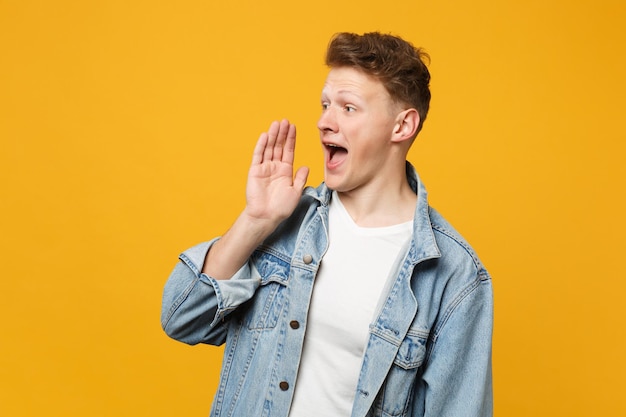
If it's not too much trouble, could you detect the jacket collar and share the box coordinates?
[405,161,442,264]
[304,161,441,264]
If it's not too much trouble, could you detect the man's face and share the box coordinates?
[318,66,401,194]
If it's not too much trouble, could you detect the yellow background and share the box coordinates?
[1,0,624,416]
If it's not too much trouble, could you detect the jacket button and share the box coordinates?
[279,381,289,391]
[289,320,300,329]
[303,254,313,264]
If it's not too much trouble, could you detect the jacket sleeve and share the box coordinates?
[160,239,262,346]
[416,273,493,417]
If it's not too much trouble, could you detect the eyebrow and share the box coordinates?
[321,89,364,100]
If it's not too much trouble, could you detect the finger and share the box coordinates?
[252,132,268,165]
[273,119,290,161]
[282,122,297,164]
[264,121,280,162]
[293,166,309,190]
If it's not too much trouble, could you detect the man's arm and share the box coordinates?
[203,119,309,279]
[416,276,493,416]
[161,120,309,345]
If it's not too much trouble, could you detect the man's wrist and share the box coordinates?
[239,207,283,237]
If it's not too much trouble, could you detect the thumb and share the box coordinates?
[293,166,309,190]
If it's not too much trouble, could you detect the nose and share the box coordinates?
[317,106,337,134]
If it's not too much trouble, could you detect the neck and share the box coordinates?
[337,170,416,228]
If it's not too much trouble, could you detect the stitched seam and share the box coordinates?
[431,225,482,270]
[162,274,200,329]
[432,276,482,343]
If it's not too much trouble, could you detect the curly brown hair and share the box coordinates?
[326,32,431,134]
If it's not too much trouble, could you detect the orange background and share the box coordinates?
[1,1,625,416]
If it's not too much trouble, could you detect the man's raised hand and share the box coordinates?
[244,119,309,227]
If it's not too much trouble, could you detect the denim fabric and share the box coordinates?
[161,163,493,417]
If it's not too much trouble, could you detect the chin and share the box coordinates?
[322,174,338,190]
[325,182,348,193]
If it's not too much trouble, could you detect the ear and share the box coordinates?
[391,108,420,144]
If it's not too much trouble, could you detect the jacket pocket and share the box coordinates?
[245,251,290,330]
[393,328,428,369]
[244,281,287,330]
[375,329,429,416]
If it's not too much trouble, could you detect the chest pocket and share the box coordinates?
[376,328,429,416]
[394,328,428,369]
[244,251,290,330]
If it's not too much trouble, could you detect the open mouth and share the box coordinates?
[326,143,348,167]
[326,143,348,159]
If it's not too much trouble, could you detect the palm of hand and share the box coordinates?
[245,120,309,224]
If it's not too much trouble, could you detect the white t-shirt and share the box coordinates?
[288,192,413,417]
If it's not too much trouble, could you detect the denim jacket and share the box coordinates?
[161,163,493,417]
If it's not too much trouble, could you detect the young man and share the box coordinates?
[162,32,493,417]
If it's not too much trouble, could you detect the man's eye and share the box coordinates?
[345,105,356,112]
[321,103,329,110]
